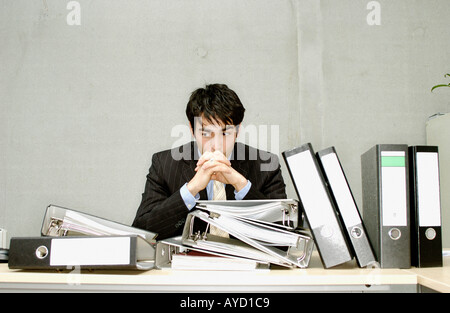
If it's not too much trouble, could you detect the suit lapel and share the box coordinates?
[181,142,197,182]
[231,142,250,179]
[228,143,250,199]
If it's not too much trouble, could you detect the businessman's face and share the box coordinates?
[192,116,239,158]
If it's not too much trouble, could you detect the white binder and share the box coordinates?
[283,143,353,268]
[317,146,377,268]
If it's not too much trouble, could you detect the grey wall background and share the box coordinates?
[1,0,449,246]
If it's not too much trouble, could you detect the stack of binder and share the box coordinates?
[156,200,315,270]
[8,204,158,270]
[361,144,443,268]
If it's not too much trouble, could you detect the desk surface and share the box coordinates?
[405,261,450,293]
[1,252,449,293]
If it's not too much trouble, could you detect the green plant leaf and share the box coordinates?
[431,84,450,92]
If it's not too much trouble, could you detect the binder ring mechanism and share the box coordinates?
[281,208,291,229]
[45,218,69,237]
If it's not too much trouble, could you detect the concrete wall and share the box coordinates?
[1,0,449,246]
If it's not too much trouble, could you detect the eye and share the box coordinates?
[202,131,212,138]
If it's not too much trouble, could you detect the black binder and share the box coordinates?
[409,146,443,267]
[283,143,353,268]
[317,147,377,268]
[361,144,411,269]
[8,235,155,270]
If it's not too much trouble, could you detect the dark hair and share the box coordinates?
[186,84,245,128]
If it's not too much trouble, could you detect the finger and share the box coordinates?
[196,151,214,167]
[197,151,230,167]
[200,158,231,171]
[204,163,232,175]
[210,172,225,182]
[212,150,231,164]
[213,150,225,159]
[195,157,214,171]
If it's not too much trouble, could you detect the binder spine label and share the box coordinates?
[50,237,131,266]
[416,152,441,227]
[285,150,334,229]
[320,153,361,227]
[380,151,407,227]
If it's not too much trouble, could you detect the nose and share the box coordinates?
[210,133,223,152]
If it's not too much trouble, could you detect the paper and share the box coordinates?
[171,252,263,271]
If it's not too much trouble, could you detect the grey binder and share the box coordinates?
[33,204,158,270]
[317,147,377,268]
[282,143,353,268]
[155,236,270,270]
[181,209,314,268]
[41,204,157,244]
[196,199,300,229]
[361,144,411,269]
[8,235,155,270]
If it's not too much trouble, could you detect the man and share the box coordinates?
[132,84,286,239]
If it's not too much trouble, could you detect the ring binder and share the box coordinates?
[283,143,353,268]
[317,147,377,268]
[181,209,314,268]
[361,144,411,269]
[196,199,300,229]
[409,145,443,268]
[41,204,157,243]
[8,235,156,270]
[156,237,270,270]
[6,204,160,271]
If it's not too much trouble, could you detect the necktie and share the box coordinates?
[213,180,226,201]
[210,180,229,238]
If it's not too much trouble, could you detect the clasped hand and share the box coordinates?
[187,151,248,196]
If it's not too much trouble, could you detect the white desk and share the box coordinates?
[1,252,448,293]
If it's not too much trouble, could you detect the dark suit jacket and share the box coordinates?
[132,141,287,239]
